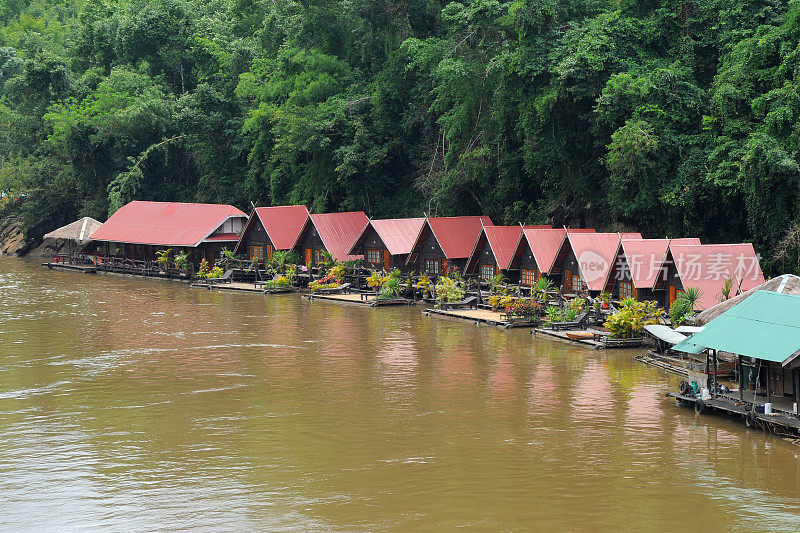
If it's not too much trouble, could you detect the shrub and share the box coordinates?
[505,298,539,319]
[435,276,465,305]
[545,305,565,323]
[604,300,660,338]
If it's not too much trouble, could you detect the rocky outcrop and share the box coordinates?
[0,216,28,255]
[28,237,72,257]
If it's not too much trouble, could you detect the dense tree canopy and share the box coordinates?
[1,0,800,273]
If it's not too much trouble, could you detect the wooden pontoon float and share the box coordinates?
[668,290,800,435]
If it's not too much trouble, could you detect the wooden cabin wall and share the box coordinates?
[242,218,274,261]
[515,243,541,287]
[296,225,326,266]
[414,229,447,275]
[359,227,399,271]
[474,238,498,280]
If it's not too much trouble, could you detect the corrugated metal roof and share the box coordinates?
[308,211,369,262]
[672,291,800,364]
[355,217,426,256]
[621,237,701,289]
[483,226,523,270]
[697,274,800,324]
[669,243,765,310]
[427,216,493,259]
[522,228,565,274]
[90,201,247,247]
[205,233,240,241]
[568,232,642,291]
[255,205,309,250]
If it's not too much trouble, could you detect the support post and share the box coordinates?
[739,355,744,401]
[712,349,718,398]
[767,363,772,404]
[794,368,799,415]
[705,351,710,390]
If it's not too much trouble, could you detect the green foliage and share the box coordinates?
[604,299,659,339]
[1,0,800,278]
[435,276,464,305]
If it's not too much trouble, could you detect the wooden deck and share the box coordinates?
[304,292,411,307]
[190,281,276,293]
[424,307,538,328]
[533,328,646,349]
[42,262,97,273]
[670,392,800,434]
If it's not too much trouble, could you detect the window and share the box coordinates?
[571,272,585,293]
[618,281,634,299]
[424,258,441,274]
[366,249,382,264]
[249,245,264,262]
[480,263,496,280]
[314,249,325,264]
[521,269,536,286]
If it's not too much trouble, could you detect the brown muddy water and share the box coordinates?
[1,258,800,531]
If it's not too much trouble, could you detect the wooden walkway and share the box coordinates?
[424,307,537,328]
[305,293,411,307]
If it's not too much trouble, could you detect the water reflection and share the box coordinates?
[1,258,800,530]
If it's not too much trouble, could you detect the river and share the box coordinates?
[1,258,800,530]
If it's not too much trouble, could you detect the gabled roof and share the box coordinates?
[567,232,642,291]
[521,227,595,275]
[89,201,247,247]
[672,291,800,365]
[620,237,701,289]
[425,216,494,259]
[235,205,309,253]
[467,225,523,271]
[350,217,426,256]
[297,211,369,262]
[668,243,766,310]
[44,217,103,245]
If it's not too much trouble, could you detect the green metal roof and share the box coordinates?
[671,290,800,365]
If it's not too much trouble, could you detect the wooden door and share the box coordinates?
[384,250,391,270]
[564,269,572,293]
[266,245,274,262]
[305,248,312,266]
[669,284,677,306]
[442,258,449,276]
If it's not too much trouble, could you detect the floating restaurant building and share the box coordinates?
[292,211,369,266]
[349,217,426,272]
[406,216,493,276]
[662,242,765,309]
[234,205,309,263]
[671,290,800,433]
[89,201,247,266]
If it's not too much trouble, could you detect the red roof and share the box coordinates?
[621,238,701,289]
[90,201,247,247]
[351,218,426,256]
[304,211,369,262]
[522,227,595,275]
[669,243,765,310]
[482,226,523,270]
[426,216,493,259]
[254,205,309,250]
[568,232,642,291]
